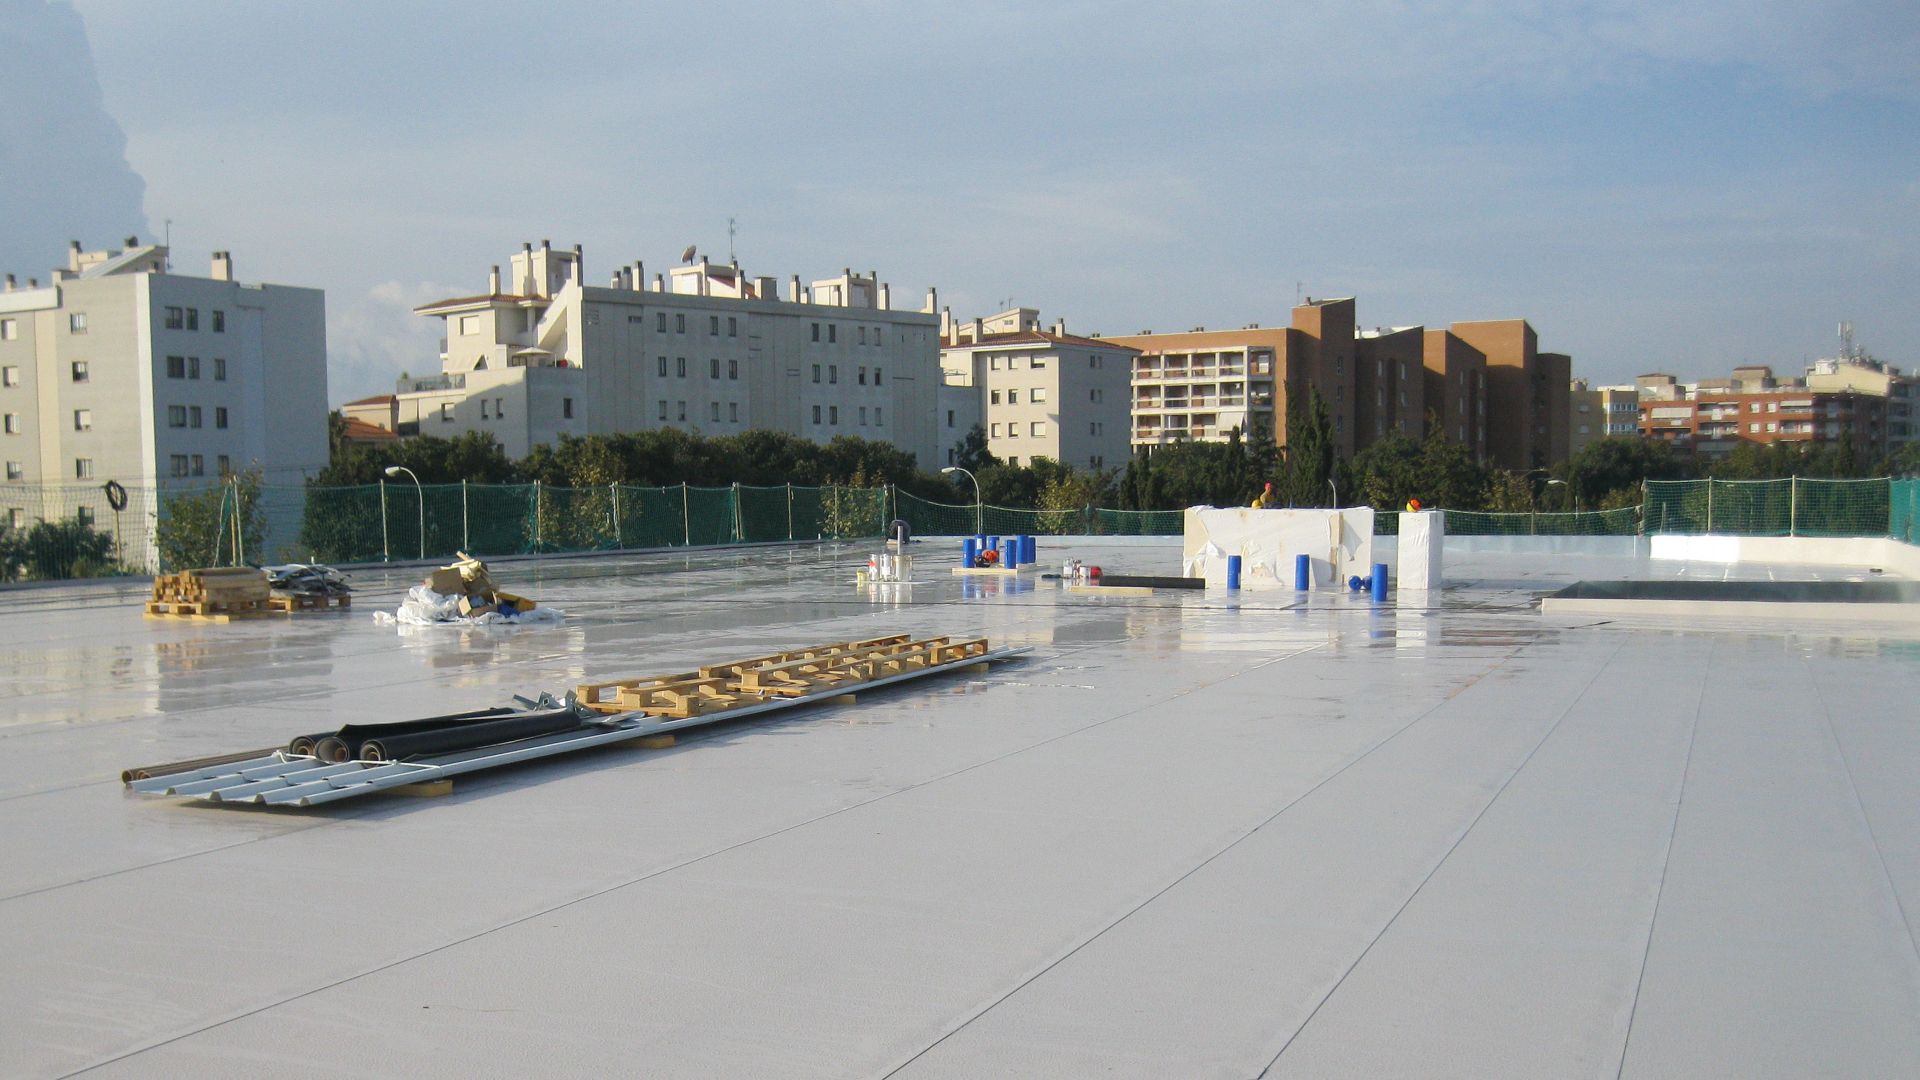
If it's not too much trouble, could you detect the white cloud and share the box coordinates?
[326,280,460,406]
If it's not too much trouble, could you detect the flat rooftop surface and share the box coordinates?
[4,541,1919,1078]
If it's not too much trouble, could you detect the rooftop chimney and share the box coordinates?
[633,261,644,292]
[924,286,937,315]
[488,265,501,294]
[124,236,138,248]
[4,274,14,292]
[68,240,81,273]
[789,275,802,303]
[210,251,234,281]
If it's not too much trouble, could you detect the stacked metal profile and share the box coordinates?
[123,634,1021,808]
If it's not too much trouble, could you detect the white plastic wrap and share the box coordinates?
[373,585,566,626]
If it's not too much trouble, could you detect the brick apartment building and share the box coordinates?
[1636,367,1889,459]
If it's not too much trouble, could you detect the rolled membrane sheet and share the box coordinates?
[357,709,586,762]
[287,732,334,757]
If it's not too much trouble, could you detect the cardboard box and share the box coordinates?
[425,568,465,595]
[493,590,537,613]
[458,595,497,617]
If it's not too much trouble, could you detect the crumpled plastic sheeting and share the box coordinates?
[373,585,566,627]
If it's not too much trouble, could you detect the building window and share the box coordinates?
[874,327,883,345]
[829,405,838,425]
[1031,421,1045,437]
[858,366,867,386]
[990,357,1001,371]
[656,312,667,332]
[214,358,226,381]
[73,409,91,431]
[874,367,882,385]
[189,356,201,379]
[167,356,186,379]
[858,327,867,345]
[658,400,668,420]
[494,397,503,418]
[441,403,454,422]
[828,324,837,343]
[481,400,491,420]
[675,314,686,333]
[213,310,226,333]
[3,461,18,480]
[1008,389,1019,405]
[709,315,720,335]
[677,357,687,377]
[170,454,188,477]
[946,410,955,427]
[710,401,720,422]
[727,317,737,337]
[1031,355,1046,368]
[186,308,199,331]
[217,454,230,474]
[811,364,821,384]
[875,407,883,424]
[1,366,16,386]
[1749,423,1759,433]
[165,306,184,329]
[1090,422,1102,436]
[0,318,15,340]
[459,314,478,335]
[2,413,18,434]
[677,401,687,421]
[991,423,1002,437]
[191,454,205,476]
[710,357,720,379]
[859,406,868,425]
[168,405,187,428]
[1032,387,1048,402]
[728,360,738,380]
[811,323,820,342]
[829,365,838,384]
[563,397,573,419]
[75,457,93,479]
[658,356,668,376]
[812,405,822,424]
[1089,356,1101,369]
[69,313,87,334]
[991,390,1002,405]
[190,406,203,428]
[728,402,738,422]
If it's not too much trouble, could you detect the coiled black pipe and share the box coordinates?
[357,709,586,762]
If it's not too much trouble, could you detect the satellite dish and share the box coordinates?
[681,245,697,264]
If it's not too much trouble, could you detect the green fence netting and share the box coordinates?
[1644,478,1892,537]
[9,475,1920,584]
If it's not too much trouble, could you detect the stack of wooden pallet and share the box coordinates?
[146,568,271,620]
[576,633,990,720]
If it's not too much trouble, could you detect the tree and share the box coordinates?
[0,516,118,582]
[952,424,995,473]
[156,468,267,571]
[1279,386,1335,507]
[1564,436,1695,507]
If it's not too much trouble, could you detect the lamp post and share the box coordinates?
[1327,477,1338,510]
[941,466,981,534]
[384,465,425,560]
[1545,478,1572,512]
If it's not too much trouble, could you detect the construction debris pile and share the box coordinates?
[265,563,352,598]
[374,551,563,626]
[147,567,270,617]
[122,633,1014,808]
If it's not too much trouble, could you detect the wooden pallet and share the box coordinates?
[144,599,270,623]
[576,635,991,719]
[268,593,352,613]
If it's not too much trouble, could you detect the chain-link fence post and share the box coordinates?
[681,482,690,547]
[1789,475,1798,537]
[611,482,623,548]
[461,480,470,553]
[1706,478,1714,534]
[379,478,390,562]
[787,482,794,540]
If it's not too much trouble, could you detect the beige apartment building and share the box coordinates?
[1568,380,1641,456]
[937,308,1136,469]
[383,242,946,466]
[1806,356,1916,445]
[0,239,327,537]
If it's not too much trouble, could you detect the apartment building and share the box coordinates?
[0,239,327,531]
[1636,365,1888,459]
[1805,356,1917,445]
[1568,380,1642,456]
[1106,298,1561,467]
[937,308,1135,469]
[393,242,945,465]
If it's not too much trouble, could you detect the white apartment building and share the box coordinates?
[387,242,946,466]
[1125,339,1277,447]
[937,308,1135,470]
[1568,380,1641,456]
[0,239,327,530]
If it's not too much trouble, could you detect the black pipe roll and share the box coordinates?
[357,710,588,762]
[1095,575,1206,590]
[287,732,333,757]
[332,707,517,744]
[312,736,352,763]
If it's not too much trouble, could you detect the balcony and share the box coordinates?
[401,372,466,393]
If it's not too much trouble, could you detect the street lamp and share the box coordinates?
[1327,477,1338,510]
[384,465,425,560]
[1545,478,1571,512]
[940,466,982,534]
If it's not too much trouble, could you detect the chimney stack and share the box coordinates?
[653,273,664,291]
[68,240,82,273]
[788,275,802,303]
[570,243,583,284]
[877,282,890,309]
[488,265,501,294]
[124,236,138,248]
[633,261,644,291]
[4,274,14,292]
[210,251,234,281]
[923,286,937,315]
[1053,318,1066,336]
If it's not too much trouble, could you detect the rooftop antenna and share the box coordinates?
[727,217,737,263]
[163,218,173,270]
[1295,280,1303,304]
[1839,321,1856,360]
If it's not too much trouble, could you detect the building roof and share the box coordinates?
[942,330,1137,352]
[337,416,400,443]
[341,394,396,408]
[414,293,544,315]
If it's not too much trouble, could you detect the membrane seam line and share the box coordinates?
[1258,634,1628,1078]
[59,638,1326,1078]
[880,640,1536,1079]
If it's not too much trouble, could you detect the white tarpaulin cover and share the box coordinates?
[1182,506,1375,589]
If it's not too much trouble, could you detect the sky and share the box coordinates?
[4,1,1917,406]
